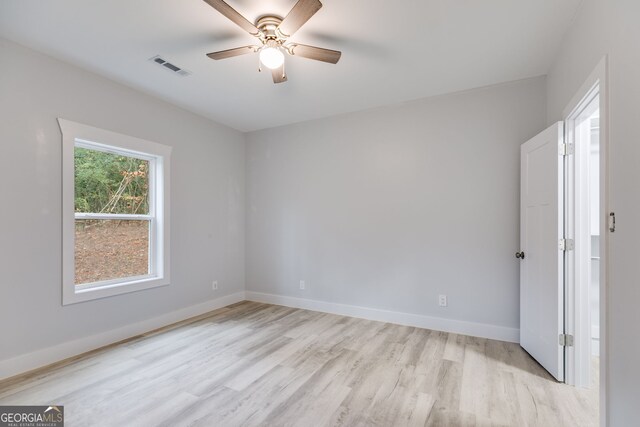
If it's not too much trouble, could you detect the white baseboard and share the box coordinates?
[245,291,519,343]
[0,291,246,381]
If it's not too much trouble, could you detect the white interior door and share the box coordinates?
[520,122,565,381]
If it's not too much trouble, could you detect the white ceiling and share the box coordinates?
[0,0,582,132]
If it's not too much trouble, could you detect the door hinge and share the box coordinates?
[559,334,574,347]
[559,143,575,156]
[559,238,575,251]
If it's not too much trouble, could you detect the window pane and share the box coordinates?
[75,220,150,285]
[74,147,150,214]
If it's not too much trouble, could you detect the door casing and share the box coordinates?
[562,57,609,425]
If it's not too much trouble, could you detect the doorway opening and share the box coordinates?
[563,58,609,427]
[565,85,600,393]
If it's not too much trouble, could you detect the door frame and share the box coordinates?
[562,57,609,425]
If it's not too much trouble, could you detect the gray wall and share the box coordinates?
[0,39,245,360]
[546,0,640,423]
[246,77,547,331]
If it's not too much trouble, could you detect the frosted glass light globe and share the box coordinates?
[260,47,285,69]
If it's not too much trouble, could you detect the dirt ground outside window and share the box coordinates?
[75,220,149,285]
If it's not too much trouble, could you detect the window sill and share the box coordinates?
[62,276,169,305]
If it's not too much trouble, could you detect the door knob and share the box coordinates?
[515,251,525,259]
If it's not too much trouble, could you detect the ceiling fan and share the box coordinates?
[203,0,341,84]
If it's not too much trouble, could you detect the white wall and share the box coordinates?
[546,0,640,423]
[0,39,245,362]
[246,77,547,338]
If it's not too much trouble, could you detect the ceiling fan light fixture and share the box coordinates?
[259,46,285,70]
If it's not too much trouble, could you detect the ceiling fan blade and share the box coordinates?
[288,44,341,64]
[277,0,322,38]
[271,65,288,84]
[202,0,261,36]
[206,46,258,60]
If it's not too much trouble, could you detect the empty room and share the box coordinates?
[0,0,638,426]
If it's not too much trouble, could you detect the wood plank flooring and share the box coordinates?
[0,301,598,426]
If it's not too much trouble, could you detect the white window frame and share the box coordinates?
[59,119,171,305]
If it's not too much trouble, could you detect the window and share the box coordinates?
[60,119,171,304]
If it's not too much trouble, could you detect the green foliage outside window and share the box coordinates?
[74,147,149,215]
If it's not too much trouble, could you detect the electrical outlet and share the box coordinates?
[299,280,306,290]
[212,281,218,291]
[438,294,448,307]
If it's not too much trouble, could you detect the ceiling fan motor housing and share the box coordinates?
[257,16,285,41]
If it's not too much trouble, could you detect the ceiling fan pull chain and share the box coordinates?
[258,53,262,72]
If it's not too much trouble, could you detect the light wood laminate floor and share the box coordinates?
[0,301,598,426]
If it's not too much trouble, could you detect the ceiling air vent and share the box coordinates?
[149,55,191,77]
